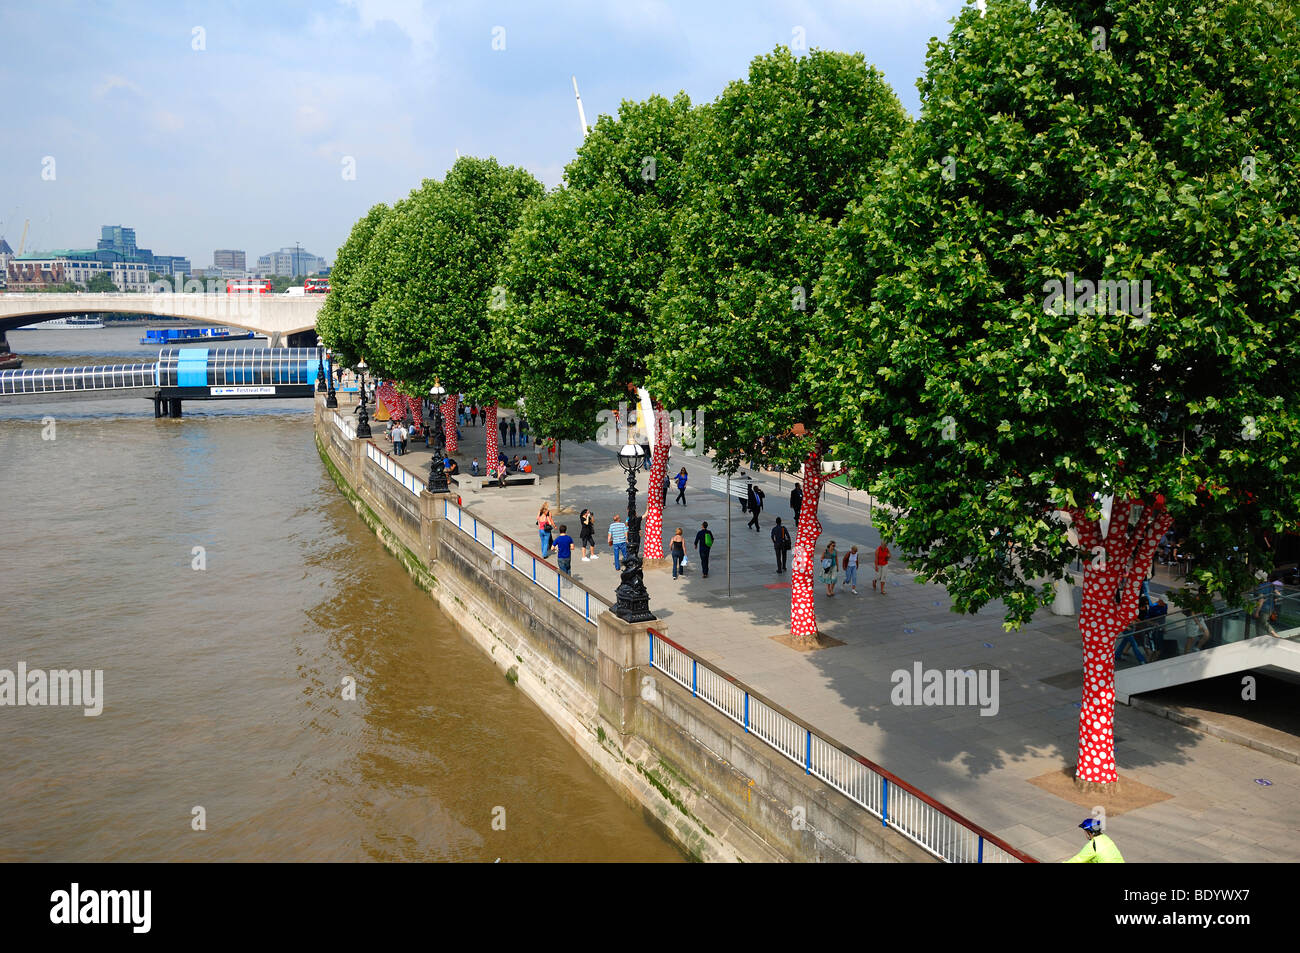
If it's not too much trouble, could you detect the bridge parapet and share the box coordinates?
[0,292,323,339]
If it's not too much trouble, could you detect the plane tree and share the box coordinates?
[649,47,908,639]
[811,0,1300,789]
[317,202,390,368]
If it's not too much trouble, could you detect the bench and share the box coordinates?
[455,472,542,492]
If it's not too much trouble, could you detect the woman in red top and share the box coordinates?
[873,543,891,593]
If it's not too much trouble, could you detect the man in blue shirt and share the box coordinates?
[608,516,629,570]
[554,525,575,576]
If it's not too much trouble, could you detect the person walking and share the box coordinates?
[547,439,556,464]
[554,525,575,577]
[608,515,629,570]
[579,508,599,561]
[873,541,891,593]
[790,483,802,524]
[771,518,791,574]
[746,484,764,531]
[675,467,689,506]
[693,522,713,578]
[537,502,554,558]
[499,417,508,449]
[508,417,517,447]
[820,542,840,596]
[1065,818,1124,863]
[660,473,669,508]
[518,416,529,446]
[469,404,479,427]
[670,527,686,580]
[843,545,860,593]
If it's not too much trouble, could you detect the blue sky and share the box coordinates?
[1,0,971,268]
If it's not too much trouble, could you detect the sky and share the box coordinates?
[1,0,971,269]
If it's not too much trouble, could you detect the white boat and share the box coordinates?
[16,316,106,330]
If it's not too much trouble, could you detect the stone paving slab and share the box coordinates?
[363,409,1300,863]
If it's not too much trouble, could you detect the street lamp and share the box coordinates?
[324,347,337,408]
[427,380,449,493]
[315,336,326,393]
[354,359,372,438]
[613,441,655,623]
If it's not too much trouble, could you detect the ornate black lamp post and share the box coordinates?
[315,336,327,393]
[354,359,372,439]
[613,441,655,623]
[324,347,338,408]
[427,380,449,494]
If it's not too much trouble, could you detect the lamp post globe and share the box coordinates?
[427,380,449,493]
[613,441,654,623]
[354,360,372,438]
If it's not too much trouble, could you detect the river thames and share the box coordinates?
[0,326,680,862]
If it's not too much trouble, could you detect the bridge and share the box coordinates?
[0,346,325,417]
[0,293,324,347]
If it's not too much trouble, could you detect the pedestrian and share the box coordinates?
[508,417,517,447]
[820,541,839,595]
[641,441,652,471]
[537,502,554,558]
[499,417,508,449]
[519,416,529,446]
[670,527,686,579]
[790,483,802,524]
[1065,818,1124,863]
[843,545,860,594]
[480,406,488,428]
[469,404,478,427]
[771,517,790,573]
[608,515,628,571]
[471,457,480,476]
[747,484,764,531]
[694,521,713,578]
[675,467,688,505]
[579,508,599,561]
[873,541,891,593]
[547,438,556,463]
[394,422,407,455]
[661,473,669,507]
[554,524,575,576]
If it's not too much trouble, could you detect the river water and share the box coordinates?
[0,326,679,862]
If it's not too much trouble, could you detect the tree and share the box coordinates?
[812,0,1300,789]
[318,203,390,369]
[650,47,908,639]
[366,157,542,465]
[86,273,116,293]
[497,93,696,537]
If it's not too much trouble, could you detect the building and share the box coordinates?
[151,255,192,277]
[6,251,149,291]
[97,225,153,267]
[213,249,246,272]
[256,246,327,278]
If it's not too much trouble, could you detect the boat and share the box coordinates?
[16,316,105,330]
[140,327,257,345]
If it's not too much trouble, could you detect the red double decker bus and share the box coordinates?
[304,277,331,294]
[227,279,273,294]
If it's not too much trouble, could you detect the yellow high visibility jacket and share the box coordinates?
[1066,833,1125,863]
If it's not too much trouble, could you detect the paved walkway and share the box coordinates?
[366,404,1300,863]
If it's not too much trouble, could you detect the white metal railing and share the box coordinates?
[647,629,1035,864]
[331,410,356,440]
[366,442,424,497]
[441,498,610,627]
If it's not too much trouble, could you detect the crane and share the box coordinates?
[18,219,29,256]
[572,75,588,138]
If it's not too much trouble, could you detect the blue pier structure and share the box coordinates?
[0,347,321,417]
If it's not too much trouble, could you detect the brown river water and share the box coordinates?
[0,326,680,862]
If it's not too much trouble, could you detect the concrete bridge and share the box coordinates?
[0,292,325,347]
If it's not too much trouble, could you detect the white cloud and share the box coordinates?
[338,0,439,54]
[93,74,141,99]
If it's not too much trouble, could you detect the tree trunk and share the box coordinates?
[1070,497,1172,785]
[642,401,671,558]
[484,400,499,476]
[441,394,459,453]
[791,449,832,644]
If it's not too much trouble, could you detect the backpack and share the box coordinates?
[821,556,834,572]
[704,530,713,548]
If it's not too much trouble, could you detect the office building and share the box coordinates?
[213,249,246,271]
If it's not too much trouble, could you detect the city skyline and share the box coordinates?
[1,0,966,266]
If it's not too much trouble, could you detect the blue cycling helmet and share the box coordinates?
[1079,818,1103,834]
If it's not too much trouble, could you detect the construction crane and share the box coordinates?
[18,219,29,256]
[572,75,588,138]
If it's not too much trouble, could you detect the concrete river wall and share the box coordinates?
[316,397,947,863]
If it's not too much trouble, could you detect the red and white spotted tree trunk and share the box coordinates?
[642,401,672,559]
[441,394,459,452]
[484,400,499,476]
[1068,496,1172,785]
[790,449,845,644]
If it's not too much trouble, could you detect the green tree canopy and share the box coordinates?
[318,202,390,368]
[649,47,909,471]
[813,0,1300,622]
